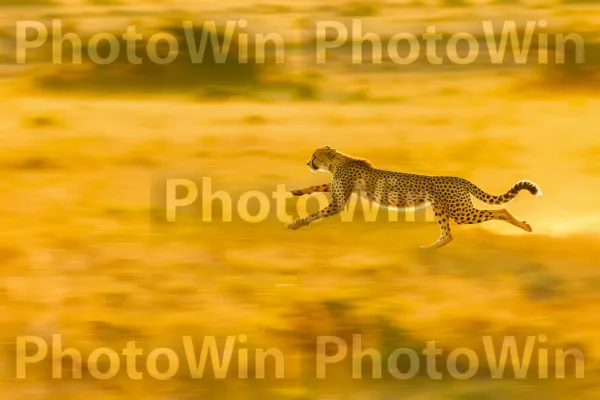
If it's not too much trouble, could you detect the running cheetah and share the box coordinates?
[287,146,542,249]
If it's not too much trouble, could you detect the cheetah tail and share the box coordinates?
[466,179,543,205]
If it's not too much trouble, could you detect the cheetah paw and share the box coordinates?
[521,221,533,232]
[286,220,305,230]
[289,189,305,196]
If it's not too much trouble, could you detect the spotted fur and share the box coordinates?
[287,146,542,249]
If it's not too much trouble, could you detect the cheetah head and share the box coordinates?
[306,145,336,172]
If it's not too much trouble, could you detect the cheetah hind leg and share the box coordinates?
[498,209,532,232]
[461,208,532,232]
[420,205,453,250]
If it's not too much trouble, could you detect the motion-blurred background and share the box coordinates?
[1,0,600,399]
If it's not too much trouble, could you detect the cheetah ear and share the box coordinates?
[324,145,331,149]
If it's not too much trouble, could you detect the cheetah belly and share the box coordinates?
[354,183,430,210]
[352,173,433,210]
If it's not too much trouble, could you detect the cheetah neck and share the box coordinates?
[328,153,352,174]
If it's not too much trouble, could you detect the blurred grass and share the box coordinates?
[338,1,383,16]
[2,0,600,399]
[441,0,471,7]
[0,0,54,6]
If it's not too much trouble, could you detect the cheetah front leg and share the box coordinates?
[286,202,341,230]
[289,183,331,196]
[421,205,453,250]
[286,183,350,230]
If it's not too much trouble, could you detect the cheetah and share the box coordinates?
[286,146,542,249]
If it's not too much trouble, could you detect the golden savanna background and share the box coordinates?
[2,0,600,398]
